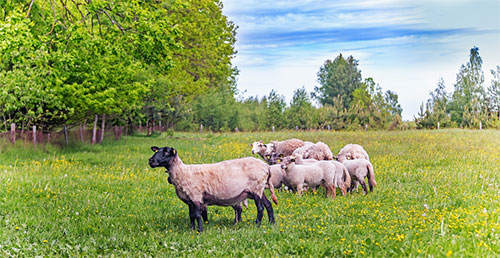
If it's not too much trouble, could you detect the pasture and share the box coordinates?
[0,130,499,257]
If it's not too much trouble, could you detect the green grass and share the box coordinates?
[1,130,499,257]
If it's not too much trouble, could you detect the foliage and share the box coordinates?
[416,47,499,129]
[314,54,362,108]
[1,130,499,256]
[448,47,486,125]
[191,85,239,132]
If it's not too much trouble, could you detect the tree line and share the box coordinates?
[415,47,500,129]
[1,1,496,139]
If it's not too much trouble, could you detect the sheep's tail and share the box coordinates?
[367,163,377,190]
[343,167,351,193]
[267,167,278,205]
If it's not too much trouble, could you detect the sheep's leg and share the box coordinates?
[340,184,347,196]
[359,179,368,195]
[252,194,265,225]
[332,185,337,199]
[232,204,242,224]
[188,204,196,230]
[296,184,304,196]
[262,194,275,224]
[193,202,203,232]
[201,206,209,223]
[351,181,359,193]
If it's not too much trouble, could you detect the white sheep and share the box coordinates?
[292,155,350,196]
[264,138,306,156]
[280,156,337,199]
[149,146,277,232]
[330,160,351,196]
[336,144,370,162]
[342,159,377,194]
[292,141,334,161]
[250,141,269,162]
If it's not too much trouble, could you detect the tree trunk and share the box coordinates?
[99,114,106,144]
[79,124,84,143]
[124,124,128,144]
[114,125,119,141]
[92,114,98,145]
[2,114,6,131]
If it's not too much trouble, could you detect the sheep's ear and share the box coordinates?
[151,146,159,152]
[266,155,271,159]
[279,154,284,158]
[171,148,177,156]
[277,159,282,163]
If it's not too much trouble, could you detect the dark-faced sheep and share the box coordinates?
[336,144,370,163]
[342,159,376,194]
[149,146,277,232]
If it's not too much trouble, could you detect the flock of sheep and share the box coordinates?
[148,138,376,232]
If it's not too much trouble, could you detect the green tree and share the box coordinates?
[314,54,362,108]
[487,66,500,114]
[264,90,286,129]
[192,85,238,132]
[449,47,486,125]
[148,0,238,129]
[284,87,316,129]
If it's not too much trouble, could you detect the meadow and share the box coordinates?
[0,129,499,257]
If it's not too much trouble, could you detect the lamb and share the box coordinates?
[149,146,277,232]
[264,138,306,157]
[279,156,337,199]
[292,141,334,161]
[330,160,352,196]
[292,155,350,196]
[336,144,370,163]
[268,164,290,190]
[342,159,377,194]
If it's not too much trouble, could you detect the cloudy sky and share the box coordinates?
[222,0,500,120]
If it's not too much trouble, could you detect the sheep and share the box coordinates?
[291,155,350,196]
[250,141,269,162]
[264,138,306,156]
[149,146,277,232]
[330,160,352,196]
[292,141,334,161]
[342,159,377,195]
[279,156,337,199]
[268,164,291,190]
[336,144,370,163]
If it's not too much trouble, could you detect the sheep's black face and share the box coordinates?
[267,153,284,165]
[149,146,177,169]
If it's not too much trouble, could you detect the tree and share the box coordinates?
[0,1,179,136]
[449,47,486,125]
[284,87,316,129]
[384,90,402,116]
[487,66,500,114]
[265,90,286,129]
[192,85,239,132]
[314,54,362,108]
[145,0,238,130]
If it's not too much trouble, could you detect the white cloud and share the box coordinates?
[223,0,500,120]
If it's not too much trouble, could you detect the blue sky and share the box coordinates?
[222,0,500,120]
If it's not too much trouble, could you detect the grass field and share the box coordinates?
[1,130,499,257]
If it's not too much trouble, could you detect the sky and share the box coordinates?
[222,0,500,120]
